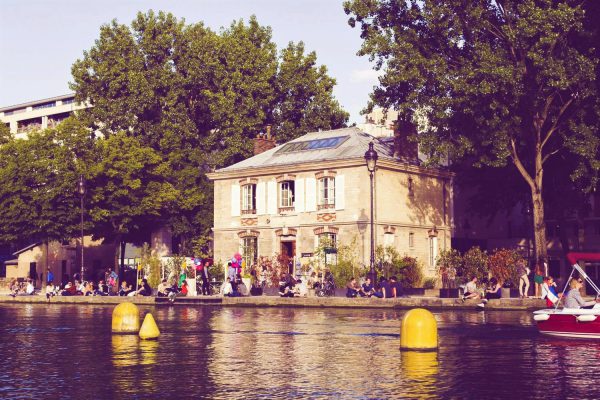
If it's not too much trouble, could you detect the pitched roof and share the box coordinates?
[13,242,42,256]
[217,127,399,173]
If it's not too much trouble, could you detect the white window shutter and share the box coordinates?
[305,177,317,212]
[267,180,277,214]
[335,174,345,210]
[231,183,240,217]
[295,178,305,212]
[256,181,266,215]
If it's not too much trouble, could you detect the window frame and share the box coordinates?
[241,236,258,268]
[241,183,257,214]
[279,180,295,210]
[318,176,336,209]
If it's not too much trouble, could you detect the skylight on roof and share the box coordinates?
[275,136,349,155]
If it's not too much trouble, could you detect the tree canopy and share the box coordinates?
[70,11,348,252]
[345,0,600,263]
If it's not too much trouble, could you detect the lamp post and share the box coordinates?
[78,175,86,281]
[364,141,378,286]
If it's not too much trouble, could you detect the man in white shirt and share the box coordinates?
[462,276,481,301]
[25,279,35,295]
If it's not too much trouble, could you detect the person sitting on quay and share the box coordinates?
[360,277,375,297]
[157,278,170,297]
[61,281,77,296]
[220,277,233,297]
[46,282,59,299]
[74,280,85,295]
[346,277,360,298]
[82,281,94,296]
[8,279,20,297]
[95,280,109,296]
[119,281,133,296]
[462,276,481,302]
[564,279,600,309]
[237,277,250,296]
[389,276,402,298]
[295,279,308,297]
[477,278,502,308]
[168,279,189,303]
[541,276,561,307]
[10,278,36,297]
[128,278,153,296]
[279,277,295,298]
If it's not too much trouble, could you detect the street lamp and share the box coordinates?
[364,141,378,286]
[78,175,86,281]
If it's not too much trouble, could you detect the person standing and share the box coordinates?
[200,260,211,295]
[518,261,530,298]
[533,263,544,298]
[46,267,54,286]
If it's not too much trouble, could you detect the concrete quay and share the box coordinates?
[0,294,547,311]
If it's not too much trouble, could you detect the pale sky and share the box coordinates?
[0,0,380,124]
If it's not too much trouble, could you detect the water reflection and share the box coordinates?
[2,305,600,399]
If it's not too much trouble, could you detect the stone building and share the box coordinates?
[207,127,454,278]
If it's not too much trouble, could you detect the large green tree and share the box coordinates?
[345,0,600,263]
[71,10,348,252]
[0,118,91,248]
[87,131,179,268]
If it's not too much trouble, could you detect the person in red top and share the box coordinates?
[180,280,188,296]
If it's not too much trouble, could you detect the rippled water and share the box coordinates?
[1,304,600,399]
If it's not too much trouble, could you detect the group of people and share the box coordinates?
[345,276,403,299]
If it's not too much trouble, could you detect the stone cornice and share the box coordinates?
[207,157,454,181]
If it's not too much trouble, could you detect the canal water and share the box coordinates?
[1,304,600,399]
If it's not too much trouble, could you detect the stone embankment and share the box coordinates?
[0,294,547,310]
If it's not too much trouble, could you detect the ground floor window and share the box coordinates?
[318,233,337,248]
[241,237,258,268]
[429,236,438,268]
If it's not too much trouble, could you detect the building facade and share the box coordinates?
[0,94,87,139]
[208,127,454,278]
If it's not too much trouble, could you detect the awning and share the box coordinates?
[566,252,600,265]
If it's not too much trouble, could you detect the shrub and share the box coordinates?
[209,261,225,282]
[376,246,423,287]
[139,243,161,288]
[398,256,423,288]
[423,277,437,289]
[459,247,488,282]
[488,248,523,287]
[315,236,365,287]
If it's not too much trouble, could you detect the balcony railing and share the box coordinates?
[317,203,335,211]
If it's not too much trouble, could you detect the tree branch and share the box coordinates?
[541,95,574,150]
[510,138,535,189]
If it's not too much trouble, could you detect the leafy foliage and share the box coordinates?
[345,0,600,263]
[459,247,489,283]
[70,11,348,251]
[376,245,423,287]
[488,248,524,287]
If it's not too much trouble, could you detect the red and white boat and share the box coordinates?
[533,252,600,339]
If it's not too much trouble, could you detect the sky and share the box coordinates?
[0,0,381,124]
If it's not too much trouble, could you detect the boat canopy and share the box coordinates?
[563,252,600,299]
[567,252,600,265]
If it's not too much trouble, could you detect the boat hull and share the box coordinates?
[535,310,600,339]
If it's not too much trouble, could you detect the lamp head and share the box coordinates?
[364,141,378,172]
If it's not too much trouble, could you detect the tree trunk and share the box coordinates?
[120,240,126,281]
[531,188,548,266]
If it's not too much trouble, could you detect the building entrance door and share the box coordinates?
[280,240,296,274]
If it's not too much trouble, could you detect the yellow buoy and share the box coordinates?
[400,308,438,350]
[139,313,160,340]
[112,302,140,334]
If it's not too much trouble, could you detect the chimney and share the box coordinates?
[393,117,418,161]
[253,124,276,155]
